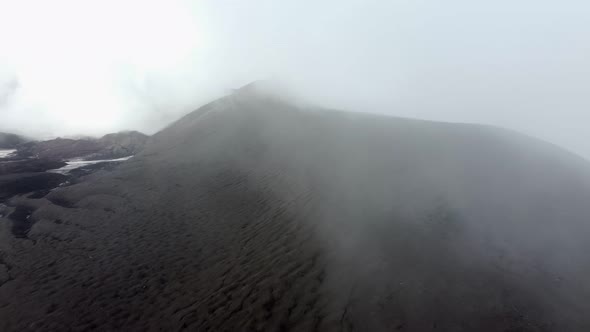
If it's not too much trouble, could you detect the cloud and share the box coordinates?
[0,0,589,158]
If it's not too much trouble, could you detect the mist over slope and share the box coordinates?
[16,131,148,160]
[0,132,27,149]
[1,85,589,331]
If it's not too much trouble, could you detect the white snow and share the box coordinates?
[48,156,133,174]
[0,149,16,159]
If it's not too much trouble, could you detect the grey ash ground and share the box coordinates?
[0,132,145,239]
[1,85,590,331]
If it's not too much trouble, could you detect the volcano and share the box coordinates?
[1,83,589,331]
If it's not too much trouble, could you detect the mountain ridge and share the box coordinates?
[14,130,149,160]
[0,132,28,149]
[0,88,589,331]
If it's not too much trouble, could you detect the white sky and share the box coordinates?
[0,0,589,158]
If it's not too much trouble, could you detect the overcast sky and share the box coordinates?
[0,0,589,158]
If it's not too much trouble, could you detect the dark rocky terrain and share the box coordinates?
[0,84,589,331]
[15,131,148,160]
[0,159,66,176]
[84,131,149,161]
[0,131,147,206]
[0,132,28,149]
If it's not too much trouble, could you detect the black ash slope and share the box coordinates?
[1,85,590,331]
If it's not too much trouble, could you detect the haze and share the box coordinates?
[0,0,588,158]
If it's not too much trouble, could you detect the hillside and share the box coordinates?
[1,85,589,331]
[0,132,27,149]
[15,131,148,160]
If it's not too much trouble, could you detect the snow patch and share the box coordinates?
[48,156,133,175]
[0,149,16,159]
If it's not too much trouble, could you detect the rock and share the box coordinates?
[16,138,103,159]
[14,131,149,161]
[0,132,27,149]
[86,131,149,160]
[0,159,66,175]
[0,173,67,203]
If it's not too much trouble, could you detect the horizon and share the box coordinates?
[1,0,589,159]
[3,81,590,162]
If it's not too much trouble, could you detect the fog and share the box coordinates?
[1,3,590,327]
[0,0,589,158]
